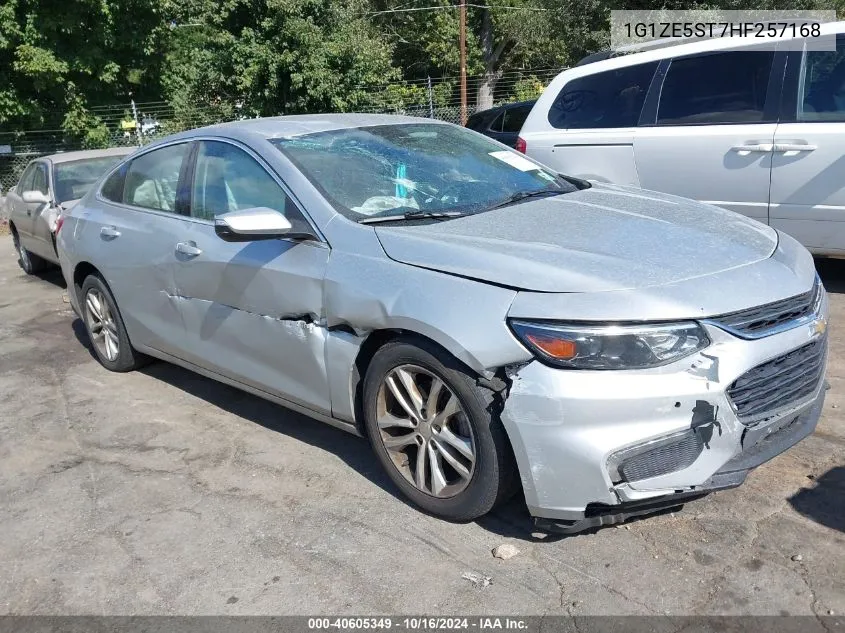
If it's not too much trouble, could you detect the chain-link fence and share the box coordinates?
[0,67,563,194]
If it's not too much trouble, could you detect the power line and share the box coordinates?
[360,3,548,16]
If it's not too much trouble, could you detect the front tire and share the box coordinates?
[80,275,146,372]
[363,338,517,521]
[12,228,47,274]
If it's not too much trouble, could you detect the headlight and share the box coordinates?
[509,320,710,370]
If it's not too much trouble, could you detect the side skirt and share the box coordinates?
[137,344,363,437]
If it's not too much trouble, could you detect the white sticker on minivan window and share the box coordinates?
[489,150,540,172]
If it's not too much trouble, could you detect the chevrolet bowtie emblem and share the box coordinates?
[812,317,828,337]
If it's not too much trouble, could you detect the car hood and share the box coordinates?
[374,183,778,293]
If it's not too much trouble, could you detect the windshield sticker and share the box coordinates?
[489,150,540,172]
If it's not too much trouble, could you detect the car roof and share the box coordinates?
[191,113,447,140]
[470,100,537,117]
[569,20,845,75]
[43,147,134,165]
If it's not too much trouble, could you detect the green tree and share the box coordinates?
[0,0,168,143]
[162,0,400,118]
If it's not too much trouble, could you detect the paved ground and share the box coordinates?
[0,235,843,616]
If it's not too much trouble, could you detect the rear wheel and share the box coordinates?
[80,275,146,372]
[363,338,517,521]
[11,227,47,275]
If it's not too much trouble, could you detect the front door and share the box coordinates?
[634,48,782,224]
[172,139,332,415]
[769,32,845,253]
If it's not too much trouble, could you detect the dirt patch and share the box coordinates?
[0,221,10,236]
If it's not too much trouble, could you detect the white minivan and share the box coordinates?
[519,22,845,255]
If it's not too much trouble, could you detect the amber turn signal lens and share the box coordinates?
[525,333,577,359]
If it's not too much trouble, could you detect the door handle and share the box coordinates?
[773,143,817,152]
[175,241,203,257]
[100,226,121,239]
[731,143,774,154]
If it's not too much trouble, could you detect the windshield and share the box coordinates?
[54,156,125,203]
[270,123,575,221]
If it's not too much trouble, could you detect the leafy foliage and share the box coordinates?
[2,0,845,138]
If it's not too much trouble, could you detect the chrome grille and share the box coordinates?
[710,278,821,339]
[727,337,826,424]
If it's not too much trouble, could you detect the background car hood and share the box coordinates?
[374,183,778,293]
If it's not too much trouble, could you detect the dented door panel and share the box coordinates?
[172,220,331,414]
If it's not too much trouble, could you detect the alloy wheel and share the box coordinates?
[85,288,120,362]
[376,364,476,498]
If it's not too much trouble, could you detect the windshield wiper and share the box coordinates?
[358,209,465,225]
[487,189,568,211]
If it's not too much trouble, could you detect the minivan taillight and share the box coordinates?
[54,215,65,234]
[515,137,527,154]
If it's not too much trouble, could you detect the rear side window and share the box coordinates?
[100,164,128,203]
[488,112,505,132]
[799,34,845,122]
[548,62,657,129]
[123,143,189,212]
[502,104,532,133]
[657,50,775,125]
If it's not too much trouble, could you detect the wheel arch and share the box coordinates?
[73,261,104,299]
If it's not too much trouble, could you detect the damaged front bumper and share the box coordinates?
[499,296,829,532]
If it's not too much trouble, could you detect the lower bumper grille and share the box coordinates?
[727,337,826,424]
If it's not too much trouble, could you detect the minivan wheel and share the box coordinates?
[12,228,47,275]
[80,275,146,372]
[363,338,517,521]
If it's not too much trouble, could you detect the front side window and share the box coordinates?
[17,164,37,195]
[191,141,290,220]
[54,156,124,203]
[548,62,657,129]
[799,34,845,122]
[658,50,775,125]
[272,123,576,221]
[123,143,189,212]
[31,163,48,195]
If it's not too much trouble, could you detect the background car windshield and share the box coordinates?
[271,124,574,219]
[55,157,124,203]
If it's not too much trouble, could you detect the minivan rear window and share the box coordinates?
[657,50,775,125]
[548,61,658,129]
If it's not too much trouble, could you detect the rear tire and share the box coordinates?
[363,337,517,521]
[80,275,147,372]
[12,227,48,275]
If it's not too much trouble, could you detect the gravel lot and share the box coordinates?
[0,235,843,616]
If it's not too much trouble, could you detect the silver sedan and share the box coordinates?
[56,115,828,532]
[6,147,132,274]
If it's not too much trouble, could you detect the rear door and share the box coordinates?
[769,31,845,253]
[172,138,332,414]
[88,142,192,356]
[633,47,782,224]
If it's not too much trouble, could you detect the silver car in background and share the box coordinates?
[7,147,131,274]
[57,115,828,532]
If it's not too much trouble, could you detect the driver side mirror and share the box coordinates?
[214,207,293,242]
[22,190,51,205]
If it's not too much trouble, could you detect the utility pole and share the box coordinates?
[459,0,467,125]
